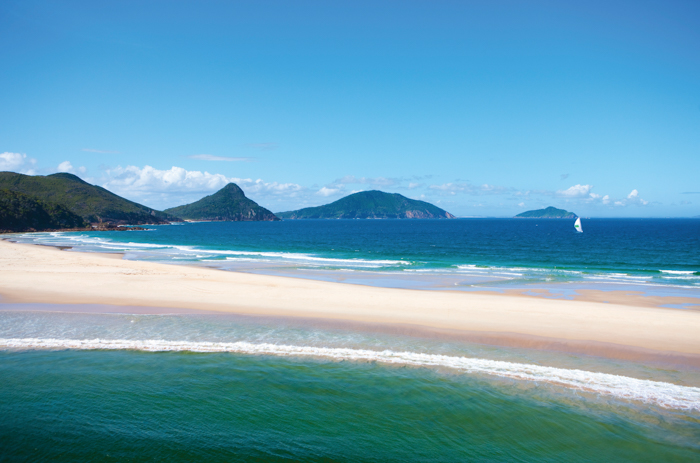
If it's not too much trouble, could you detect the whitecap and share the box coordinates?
[2,337,699,411]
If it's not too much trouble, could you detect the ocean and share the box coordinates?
[2,218,700,461]
[7,218,700,293]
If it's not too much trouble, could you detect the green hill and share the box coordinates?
[164,183,279,221]
[0,189,87,232]
[0,172,178,225]
[515,206,577,219]
[277,190,456,219]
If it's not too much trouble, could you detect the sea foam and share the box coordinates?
[2,337,699,411]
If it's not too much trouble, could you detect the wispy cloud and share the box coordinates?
[334,175,398,187]
[429,182,513,196]
[187,154,254,162]
[560,173,569,180]
[82,148,120,154]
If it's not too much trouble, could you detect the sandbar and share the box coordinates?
[2,239,700,364]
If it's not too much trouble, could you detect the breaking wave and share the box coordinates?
[2,337,699,411]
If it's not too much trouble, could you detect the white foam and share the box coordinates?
[199,250,409,266]
[661,270,696,275]
[1,337,699,411]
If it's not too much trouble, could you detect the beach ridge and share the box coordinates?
[2,239,700,360]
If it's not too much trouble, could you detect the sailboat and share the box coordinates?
[574,217,583,233]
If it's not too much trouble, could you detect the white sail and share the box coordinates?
[574,217,583,233]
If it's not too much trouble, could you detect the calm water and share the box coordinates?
[3,219,700,460]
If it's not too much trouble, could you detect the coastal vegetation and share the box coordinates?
[0,172,178,225]
[164,183,279,221]
[515,206,577,219]
[0,189,87,232]
[277,190,455,219]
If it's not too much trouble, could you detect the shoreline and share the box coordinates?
[3,301,700,369]
[5,233,699,310]
[2,239,700,366]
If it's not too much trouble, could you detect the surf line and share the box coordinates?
[2,337,699,411]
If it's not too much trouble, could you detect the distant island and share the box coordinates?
[277,190,455,219]
[515,206,577,219]
[165,183,279,221]
[0,172,179,227]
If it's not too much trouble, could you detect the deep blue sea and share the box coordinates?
[8,218,700,293]
[2,219,700,461]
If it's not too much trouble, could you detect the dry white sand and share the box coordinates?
[2,238,700,359]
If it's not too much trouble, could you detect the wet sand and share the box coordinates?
[2,239,700,365]
[474,288,700,310]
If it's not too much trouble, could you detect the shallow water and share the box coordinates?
[2,347,700,461]
[1,309,699,461]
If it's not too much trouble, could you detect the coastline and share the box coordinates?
[3,239,700,366]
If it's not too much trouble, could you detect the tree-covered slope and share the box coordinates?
[0,172,178,225]
[164,183,279,221]
[0,189,87,232]
[515,206,577,219]
[277,190,455,219]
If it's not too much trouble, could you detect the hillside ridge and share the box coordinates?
[164,183,279,221]
[277,190,455,219]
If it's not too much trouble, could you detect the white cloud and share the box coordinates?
[1,152,26,170]
[99,164,305,210]
[57,161,74,173]
[104,165,231,194]
[187,154,253,162]
[557,184,593,198]
[612,189,649,207]
[240,178,305,197]
[57,161,87,175]
[518,202,525,207]
[408,182,423,189]
[316,187,341,197]
[626,189,648,205]
[0,152,37,174]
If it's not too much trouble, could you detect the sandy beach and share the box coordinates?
[2,238,700,364]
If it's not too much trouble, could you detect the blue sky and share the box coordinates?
[1,0,698,216]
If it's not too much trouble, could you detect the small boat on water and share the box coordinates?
[574,217,583,233]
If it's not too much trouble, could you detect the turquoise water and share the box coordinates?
[1,311,699,462]
[7,219,700,293]
[1,349,699,462]
[3,220,700,460]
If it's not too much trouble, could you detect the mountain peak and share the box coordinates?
[277,190,455,219]
[164,183,279,221]
[220,183,245,195]
[47,172,89,184]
